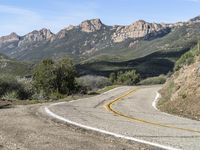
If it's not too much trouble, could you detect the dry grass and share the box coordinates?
[158,61,200,120]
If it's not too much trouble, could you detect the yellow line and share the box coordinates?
[105,88,200,134]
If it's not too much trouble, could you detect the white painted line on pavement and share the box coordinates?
[152,92,160,110]
[45,105,180,150]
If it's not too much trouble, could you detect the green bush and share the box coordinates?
[174,51,195,71]
[174,45,200,71]
[2,91,19,100]
[0,75,33,100]
[76,75,111,91]
[109,70,140,85]
[139,75,166,85]
[33,57,77,99]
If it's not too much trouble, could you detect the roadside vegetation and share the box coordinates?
[109,70,140,85]
[0,53,171,105]
[138,75,167,85]
[158,44,200,120]
[174,45,200,71]
[0,75,33,100]
[76,75,111,93]
[32,58,82,100]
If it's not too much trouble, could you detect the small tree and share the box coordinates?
[109,72,117,84]
[54,57,76,94]
[117,70,140,85]
[33,59,56,96]
[109,70,140,85]
[33,57,77,98]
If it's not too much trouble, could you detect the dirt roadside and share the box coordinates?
[0,104,158,150]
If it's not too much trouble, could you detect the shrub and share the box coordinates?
[2,91,18,100]
[76,75,111,91]
[174,51,195,71]
[33,57,77,98]
[109,70,140,85]
[174,45,200,71]
[0,75,33,100]
[139,75,167,85]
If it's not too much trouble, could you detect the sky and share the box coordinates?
[1,0,200,36]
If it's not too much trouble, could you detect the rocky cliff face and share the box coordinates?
[0,17,200,61]
[111,20,170,43]
[79,18,105,32]
[0,32,20,45]
[18,28,54,47]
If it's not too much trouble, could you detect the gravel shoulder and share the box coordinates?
[0,97,156,150]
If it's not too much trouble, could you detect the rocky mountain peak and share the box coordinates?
[0,32,20,43]
[79,18,104,32]
[112,19,168,43]
[190,15,200,22]
[18,28,54,47]
[25,28,54,40]
[133,20,147,24]
[39,28,54,39]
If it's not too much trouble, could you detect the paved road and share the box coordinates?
[0,103,156,150]
[45,85,200,150]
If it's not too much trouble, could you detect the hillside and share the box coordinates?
[1,16,200,77]
[0,19,172,62]
[158,47,200,120]
[0,53,31,76]
[77,22,200,77]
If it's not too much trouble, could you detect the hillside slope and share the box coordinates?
[0,19,171,62]
[0,54,31,76]
[1,16,200,77]
[158,48,200,120]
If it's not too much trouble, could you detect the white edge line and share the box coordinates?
[44,105,180,150]
[152,92,176,117]
[152,92,160,110]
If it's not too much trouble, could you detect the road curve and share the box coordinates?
[44,85,200,150]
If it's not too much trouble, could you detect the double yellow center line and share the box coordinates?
[104,87,200,134]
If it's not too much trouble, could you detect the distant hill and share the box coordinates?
[0,53,31,76]
[0,18,173,61]
[1,16,200,77]
[77,22,200,77]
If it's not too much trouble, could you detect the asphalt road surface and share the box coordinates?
[0,90,156,150]
[45,85,200,150]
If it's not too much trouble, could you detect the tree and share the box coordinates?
[33,57,77,97]
[109,70,140,85]
[109,72,117,83]
[33,59,56,95]
[54,57,76,94]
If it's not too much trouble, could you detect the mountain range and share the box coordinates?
[1,16,200,77]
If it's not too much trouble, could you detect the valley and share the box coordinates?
[1,3,200,149]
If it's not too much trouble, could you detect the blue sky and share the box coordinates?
[0,0,200,36]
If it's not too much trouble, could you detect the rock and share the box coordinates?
[18,28,54,47]
[80,18,104,32]
[111,20,169,43]
[0,32,20,43]
[195,66,200,73]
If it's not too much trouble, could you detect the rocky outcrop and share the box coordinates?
[79,19,105,32]
[1,16,200,61]
[18,28,54,47]
[111,20,169,43]
[0,32,20,44]
[189,15,200,22]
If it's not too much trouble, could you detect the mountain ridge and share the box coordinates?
[1,16,200,78]
[0,18,179,61]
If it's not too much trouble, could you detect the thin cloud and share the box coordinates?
[0,4,98,36]
[0,4,40,19]
[184,0,200,2]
